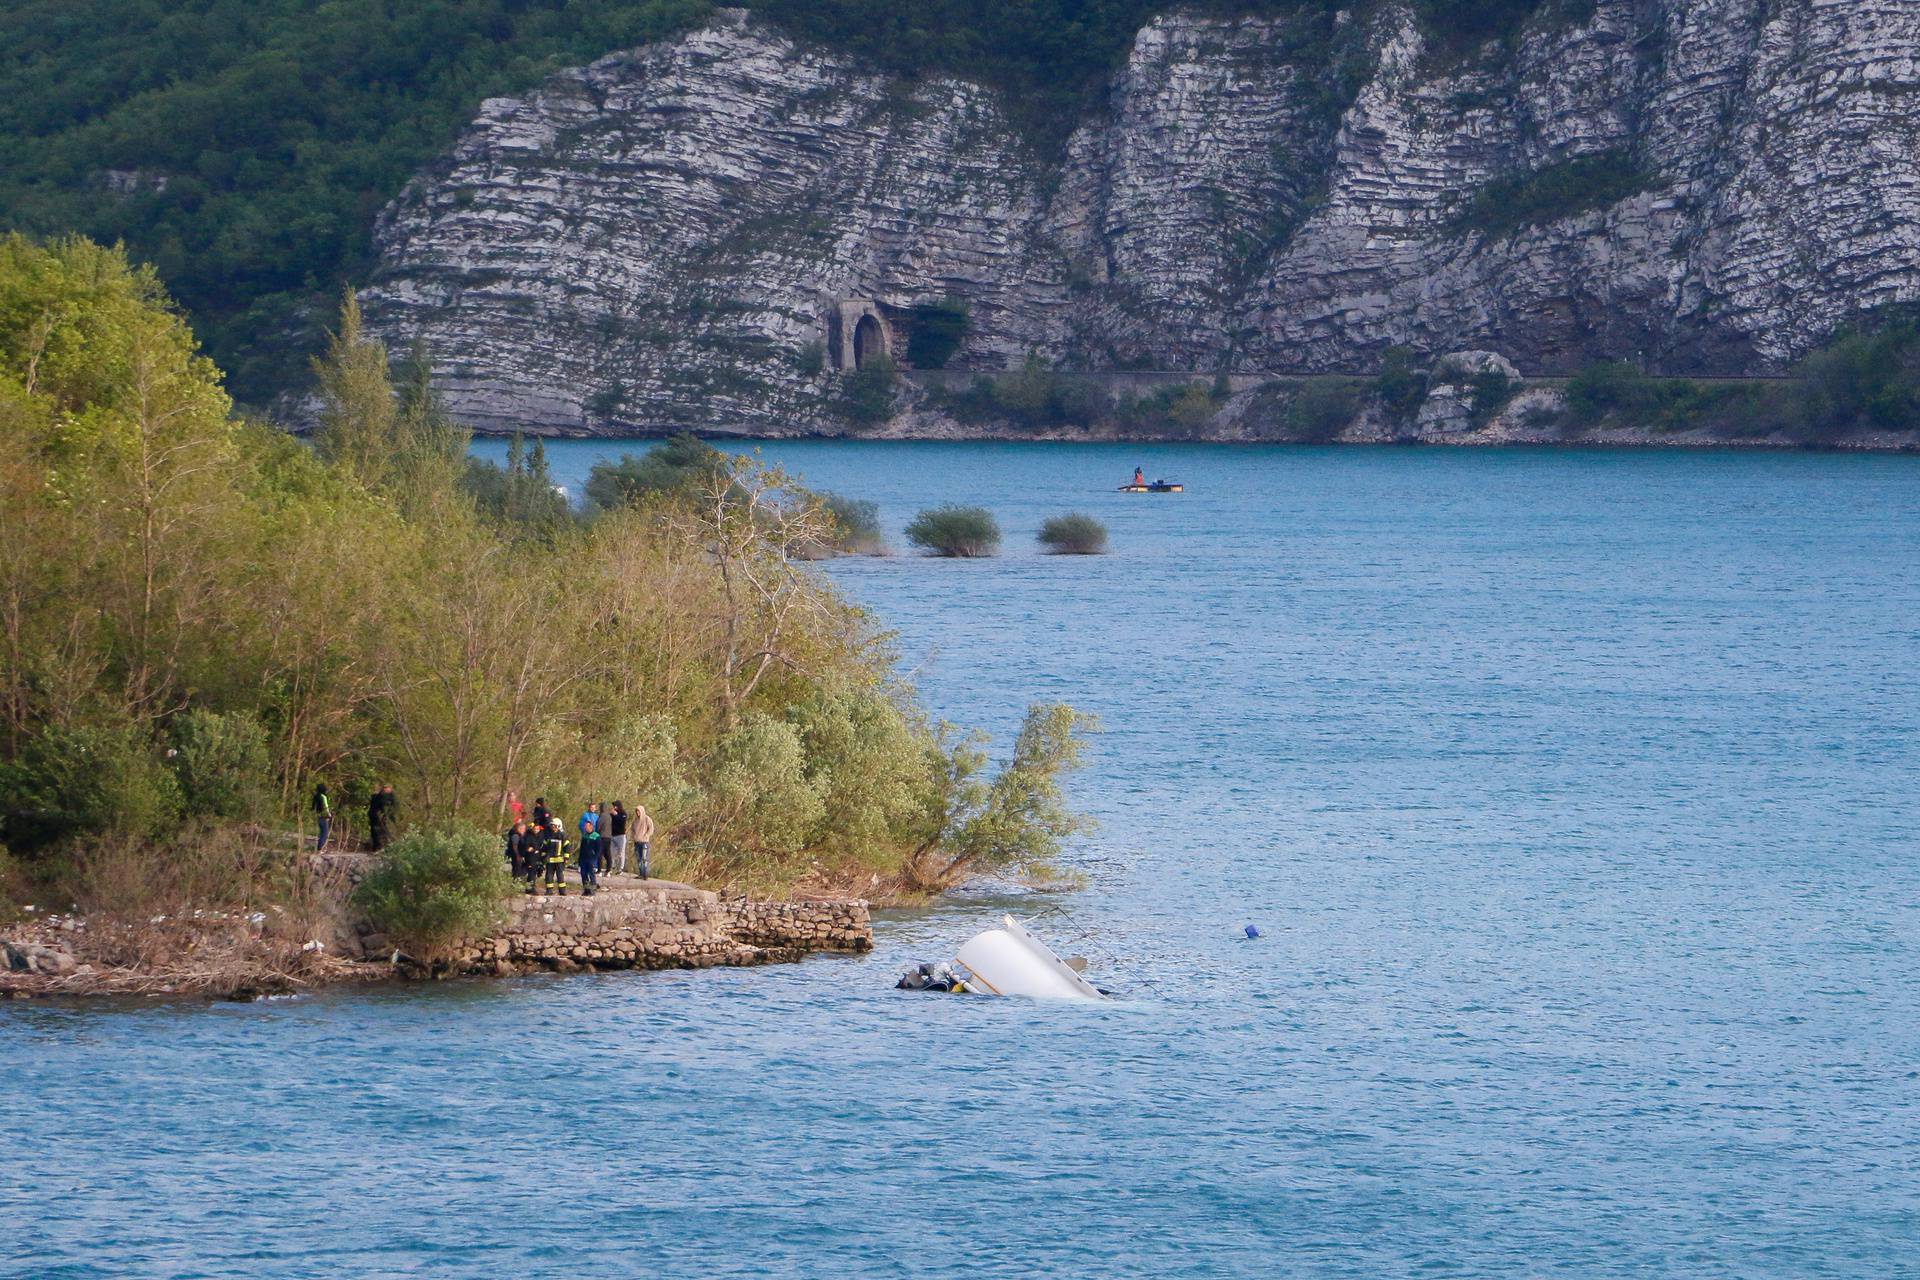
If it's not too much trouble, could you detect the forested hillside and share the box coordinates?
[0,0,1546,405]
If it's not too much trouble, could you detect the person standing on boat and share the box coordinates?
[1132,466,1145,486]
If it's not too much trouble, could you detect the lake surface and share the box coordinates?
[9,442,1920,1277]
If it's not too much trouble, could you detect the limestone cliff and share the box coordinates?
[361,3,1920,437]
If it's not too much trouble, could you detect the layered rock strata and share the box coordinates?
[363,3,1920,436]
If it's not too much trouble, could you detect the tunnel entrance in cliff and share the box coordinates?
[853,315,883,369]
[826,299,895,372]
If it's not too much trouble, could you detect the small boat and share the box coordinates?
[1118,480,1183,493]
[897,915,1106,1000]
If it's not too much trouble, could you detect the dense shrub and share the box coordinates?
[169,709,273,823]
[1461,149,1651,238]
[906,505,1001,557]
[1037,513,1109,555]
[0,719,183,851]
[1468,368,1521,425]
[1373,346,1429,420]
[819,493,885,554]
[1557,310,1920,440]
[1795,308,1920,434]
[464,432,575,533]
[583,432,727,510]
[351,829,514,967]
[838,354,898,427]
[1285,378,1364,440]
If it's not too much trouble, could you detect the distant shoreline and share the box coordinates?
[453,422,1920,454]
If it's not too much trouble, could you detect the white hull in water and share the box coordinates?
[953,915,1105,1000]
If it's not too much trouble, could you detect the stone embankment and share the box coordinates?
[427,880,872,975]
[2,861,871,1001]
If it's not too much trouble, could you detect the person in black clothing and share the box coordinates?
[606,801,629,876]
[504,820,530,879]
[367,784,398,851]
[531,796,552,830]
[515,823,544,895]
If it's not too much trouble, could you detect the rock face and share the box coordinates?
[363,3,1920,436]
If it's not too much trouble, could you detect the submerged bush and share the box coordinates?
[905,505,1001,557]
[352,829,513,968]
[819,492,885,555]
[1037,513,1109,555]
[905,702,1098,890]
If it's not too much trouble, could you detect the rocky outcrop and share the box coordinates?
[363,3,1920,437]
[2,870,871,1000]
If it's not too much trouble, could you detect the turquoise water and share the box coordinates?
[9,443,1920,1277]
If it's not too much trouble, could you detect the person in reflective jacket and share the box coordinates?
[541,820,569,895]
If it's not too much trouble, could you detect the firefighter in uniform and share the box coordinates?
[541,818,570,895]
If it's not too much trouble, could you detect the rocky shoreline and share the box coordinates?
[1,858,872,1003]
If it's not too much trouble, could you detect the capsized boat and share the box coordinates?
[897,914,1106,1000]
[1118,480,1183,493]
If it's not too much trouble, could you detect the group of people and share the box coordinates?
[501,792,654,897]
[306,784,655,899]
[309,781,398,853]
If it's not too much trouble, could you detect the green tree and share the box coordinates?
[352,828,515,969]
[583,432,726,510]
[907,703,1096,888]
[312,292,398,487]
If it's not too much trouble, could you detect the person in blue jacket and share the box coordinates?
[578,826,603,897]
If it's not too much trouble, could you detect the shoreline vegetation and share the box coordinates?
[864,319,1920,450]
[0,235,1096,1002]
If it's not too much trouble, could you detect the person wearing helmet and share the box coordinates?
[541,819,569,895]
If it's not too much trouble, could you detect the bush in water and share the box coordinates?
[1037,513,1108,555]
[905,505,1001,557]
[819,492,885,555]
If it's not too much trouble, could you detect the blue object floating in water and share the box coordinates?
[1244,924,1261,939]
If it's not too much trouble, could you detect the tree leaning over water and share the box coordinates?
[0,235,1091,903]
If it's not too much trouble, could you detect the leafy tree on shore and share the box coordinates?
[582,432,726,510]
